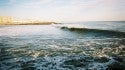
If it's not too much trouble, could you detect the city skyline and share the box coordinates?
[0,0,125,22]
[0,16,55,25]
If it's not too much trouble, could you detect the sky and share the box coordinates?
[0,0,125,22]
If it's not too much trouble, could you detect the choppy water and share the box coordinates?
[0,21,125,70]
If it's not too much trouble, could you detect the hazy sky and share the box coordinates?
[0,0,125,22]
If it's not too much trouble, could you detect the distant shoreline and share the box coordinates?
[0,22,56,25]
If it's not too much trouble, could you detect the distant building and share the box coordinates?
[0,16,13,24]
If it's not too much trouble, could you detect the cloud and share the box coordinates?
[18,0,54,8]
[9,0,16,3]
[1,0,125,22]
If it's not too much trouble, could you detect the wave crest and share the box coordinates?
[53,23,125,33]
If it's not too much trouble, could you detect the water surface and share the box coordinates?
[0,21,125,70]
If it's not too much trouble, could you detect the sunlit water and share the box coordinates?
[0,21,125,70]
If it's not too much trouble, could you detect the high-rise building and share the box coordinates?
[0,16,13,24]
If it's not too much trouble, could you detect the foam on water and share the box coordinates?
[0,22,125,70]
[0,37,125,70]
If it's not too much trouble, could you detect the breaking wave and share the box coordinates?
[52,23,125,33]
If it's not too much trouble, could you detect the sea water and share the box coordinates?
[0,21,125,70]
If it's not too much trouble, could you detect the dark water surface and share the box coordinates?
[0,21,125,70]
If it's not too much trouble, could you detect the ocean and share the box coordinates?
[0,21,125,70]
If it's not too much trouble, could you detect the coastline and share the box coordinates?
[0,22,55,25]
